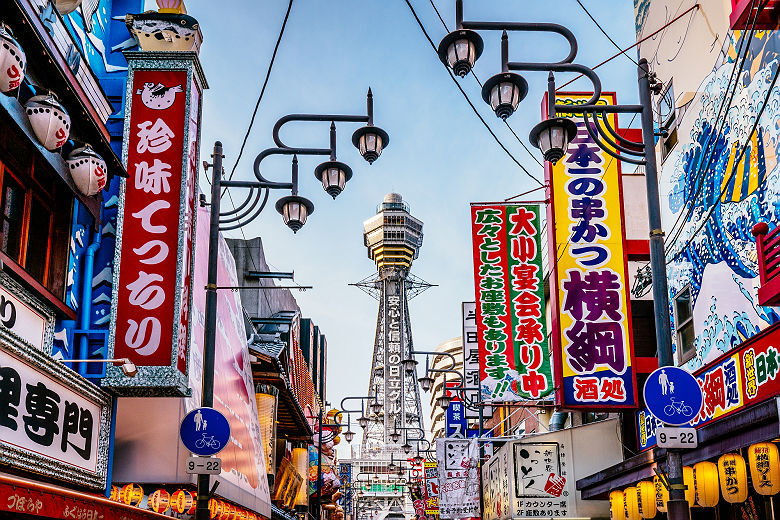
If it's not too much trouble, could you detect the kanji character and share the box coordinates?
[562,270,623,321]
[570,198,608,243]
[479,224,502,238]
[566,141,602,167]
[23,382,60,446]
[511,235,537,263]
[481,302,507,316]
[0,366,20,430]
[513,291,542,319]
[702,367,725,416]
[509,208,537,236]
[573,377,599,401]
[565,320,626,373]
[61,401,93,460]
[599,378,626,401]
[134,159,172,195]
[520,370,548,398]
[475,209,502,224]
[136,118,175,154]
[480,289,505,303]
[515,318,544,345]
[511,263,540,291]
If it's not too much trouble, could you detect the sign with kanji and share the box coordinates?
[424,461,440,517]
[0,339,111,489]
[445,400,466,437]
[461,303,491,419]
[108,54,204,395]
[436,438,480,520]
[545,92,637,409]
[637,322,780,450]
[470,203,552,402]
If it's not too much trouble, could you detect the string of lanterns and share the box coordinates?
[110,484,263,519]
[0,22,108,197]
[609,442,780,519]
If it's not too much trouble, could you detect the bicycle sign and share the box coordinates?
[643,367,703,426]
[180,407,230,456]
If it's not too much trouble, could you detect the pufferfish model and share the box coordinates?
[136,82,183,110]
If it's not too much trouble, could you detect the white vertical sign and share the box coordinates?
[461,302,490,420]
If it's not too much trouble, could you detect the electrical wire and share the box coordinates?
[404,0,545,187]
[574,0,639,66]
[226,0,294,184]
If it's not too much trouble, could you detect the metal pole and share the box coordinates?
[637,58,689,520]
[315,337,326,520]
[195,141,224,520]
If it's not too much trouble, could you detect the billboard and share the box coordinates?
[108,54,204,395]
[470,203,552,402]
[545,92,637,409]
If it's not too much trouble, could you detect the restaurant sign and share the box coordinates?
[638,322,780,451]
[545,92,637,409]
[461,303,491,418]
[107,53,205,395]
[470,203,552,402]
[0,273,54,353]
[0,328,111,489]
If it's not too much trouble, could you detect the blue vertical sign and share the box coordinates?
[445,401,467,437]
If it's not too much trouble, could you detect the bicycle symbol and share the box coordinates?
[194,433,221,450]
[663,397,693,417]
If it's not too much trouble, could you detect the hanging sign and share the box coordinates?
[545,92,637,409]
[436,438,480,520]
[461,302,491,418]
[424,461,440,517]
[445,400,467,437]
[107,53,204,395]
[470,203,552,402]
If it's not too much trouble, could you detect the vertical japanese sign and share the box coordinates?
[546,92,637,409]
[470,203,552,402]
[424,461,440,518]
[445,400,466,437]
[384,279,404,436]
[339,463,352,515]
[461,303,491,419]
[107,54,204,395]
[437,438,480,520]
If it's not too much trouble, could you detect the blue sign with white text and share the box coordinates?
[446,401,467,437]
[643,367,703,426]
[180,407,230,456]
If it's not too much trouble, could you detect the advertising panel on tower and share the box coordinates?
[544,92,638,409]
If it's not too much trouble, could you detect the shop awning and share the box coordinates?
[576,397,780,499]
[0,473,170,520]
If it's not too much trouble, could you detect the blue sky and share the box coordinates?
[185,0,639,441]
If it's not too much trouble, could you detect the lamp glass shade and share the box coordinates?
[276,195,314,233]
[0,25,25,93]
[609,490,626,520]
[358,416,369,428]
[529,117,578,165]
[344,430,355,443]
[359,132,382,163]
[718,453,748,503]
[419,376,433,392]
[636,481,656,518]
[447,38,476,74]
[25,93,70,151]
[390,431,400,443]
[402,443,412,454]
[653,475,669,513]
[255,385,279,475]
[748,442,780,495]
[67,145,107,196]
[436,395,451,409]
[693,461,720,507]
[489,81,520,112]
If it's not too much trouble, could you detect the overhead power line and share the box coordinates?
[404,0,545,187]
[574,0,639,66]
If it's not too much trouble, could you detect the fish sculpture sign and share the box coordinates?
[107,53,206,395]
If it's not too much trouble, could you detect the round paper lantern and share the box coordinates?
[749,442,780,495]
[0,24,25,92]
[718,453,748,503]
[609,490,627,520]
[171,489,196,514]
[109,485,120,501]
[119,483,144,506]
[235,509,247,520]
[148,489,170,513]
[246,512,258,520]
[220,502,236,520]
[636,481,657,518]
[624,487,641,520]
[66,144,107,196]
[683,466,695,506]
[25,92,70,151]
[693,461,720,507]
[653,475,669,513]
[209,498,224,519]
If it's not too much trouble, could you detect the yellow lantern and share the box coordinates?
[609,490,627,520]
[748,442,780,495]
[683,466,695,506]
[653,475,669,513]
[171,489,196,514]
[109,485,120,501]
[624,487,640,520]
[119,483,144,506]
[209,498,224,519]
[256,385,279,476]
[693,461,720,507]
[636,481,657,518]
[718,453,748,503]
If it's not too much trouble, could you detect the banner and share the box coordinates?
[546,92,637,409]
[424,461,440,517]
[470,203,552,402]
[436,438,480,520]
[108,54,204,395]
[461,303,491,418]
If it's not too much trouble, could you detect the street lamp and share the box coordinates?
[418,374,433,392]
[370,400,383,414]
[401,442,412,454]
[350,89,390,164]
[401,357,418,374]
[440,1,685,518]
[390,429,401,443]
[357,415,369,429]
[344,429,355,443]
[436,2,483,78]
[481,71,527,120]
[275,156,315,233]
[435,394,452,410]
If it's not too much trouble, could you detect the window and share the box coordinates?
[0,156,72,301]
[674,286,696,363]
[657,80,678,162]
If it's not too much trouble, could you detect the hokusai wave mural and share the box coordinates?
[663,29,780,372]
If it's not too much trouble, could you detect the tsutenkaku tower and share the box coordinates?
[355,193,431,456]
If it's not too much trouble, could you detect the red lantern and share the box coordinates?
[119,483,144,506]
[109,485,120,501]
[148,489,171,513]
[66,144,107,196]
[0,24,25,92]
[171,489,196,514]
[25,92,70,151]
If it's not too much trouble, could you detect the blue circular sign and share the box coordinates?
[643,367,703,426]
[179,407,230,456]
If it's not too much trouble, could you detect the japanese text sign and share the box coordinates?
[545,92,637,409]
[445,400,466,437]
[470,203,552,402]
[424,461,440,517]
[462,302,491,418]
[384,279,405,436]
[108,56,204,395]
[436,438,480,520]
[637,323,780,450]
[0,341,111,489]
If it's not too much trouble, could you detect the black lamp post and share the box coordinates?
[438,2,685,519]
[194,92,389,520]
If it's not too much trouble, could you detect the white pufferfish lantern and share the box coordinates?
[66,144,107,196]
[25,92,70,151]
[0,24,25,93]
